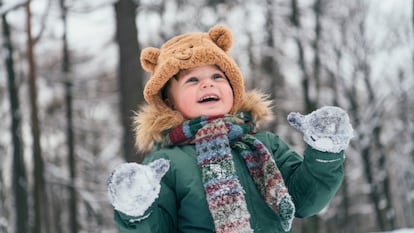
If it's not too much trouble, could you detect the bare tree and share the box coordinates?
[0,168,8,233]
[25,1,49,232]
[325,18,351,233]
[340,1,396,231]
[312,0,322,104]
[290,0,317,114]
[411,2,414,168]
[115,0,145,163]
[60,0,78,232]
[262,0,285,131]
[2,10,29,233]
[289,0,320,231]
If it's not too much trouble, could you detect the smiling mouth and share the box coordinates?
[198,95,219,103]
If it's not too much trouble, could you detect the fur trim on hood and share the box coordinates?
[133,90,273,153]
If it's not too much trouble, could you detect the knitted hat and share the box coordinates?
[140,24,245,113]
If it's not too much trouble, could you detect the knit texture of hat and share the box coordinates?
[140,24,245,113]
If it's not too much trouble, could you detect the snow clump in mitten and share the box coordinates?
[287,106,354,153]
[107,159,170,217]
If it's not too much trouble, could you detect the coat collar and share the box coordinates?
[133,90,273,153]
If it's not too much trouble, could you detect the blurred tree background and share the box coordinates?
[0,0,413,233]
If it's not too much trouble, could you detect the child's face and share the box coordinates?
[166,65,234,119]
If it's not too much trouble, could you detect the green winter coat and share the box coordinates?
[113,91,345,233]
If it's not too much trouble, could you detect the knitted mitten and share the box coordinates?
[287,106,353,153]
[107,159,170,217]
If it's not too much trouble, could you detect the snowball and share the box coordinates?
[288,106,354,153]
[107,159,170,217]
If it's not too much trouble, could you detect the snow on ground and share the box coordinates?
[370,229,414,233]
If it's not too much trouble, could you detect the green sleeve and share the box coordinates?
[286,146,344,217]
[113,176,177,232]
[260,132,345,218]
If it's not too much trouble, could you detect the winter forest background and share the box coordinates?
[0,0,413,233]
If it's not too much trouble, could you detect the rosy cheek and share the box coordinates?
[176,94,192,111]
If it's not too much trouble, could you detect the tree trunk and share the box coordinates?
[2,12,29,233]
[290,0,316,113]
[327,33,350,231]
[411,0,414,163]
[25,1,49,233]
[60,0,78,232]
[263,0,285,131]
[115,0,145,162]
[360,19,395,230]
[0,171,8,233]
[346,64,384,231]
[312,0,322,104]
[290,1,324,231]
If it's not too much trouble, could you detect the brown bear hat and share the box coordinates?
[140,24,245,113]
[135,25,273,152]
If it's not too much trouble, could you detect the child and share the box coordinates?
[107,24,353,233]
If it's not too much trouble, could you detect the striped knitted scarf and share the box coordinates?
[162,112,295,232]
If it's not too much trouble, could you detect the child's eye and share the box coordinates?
[185,77,198,83]
[212,74,224,80]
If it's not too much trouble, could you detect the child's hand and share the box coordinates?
[287,106,353,153]
[107,159,170,217]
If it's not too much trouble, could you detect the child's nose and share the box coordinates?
[201,79,214,88]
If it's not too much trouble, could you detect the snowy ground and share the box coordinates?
[369,229,414,233]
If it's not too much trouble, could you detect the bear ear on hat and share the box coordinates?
[208,24,232,52]
[140,47,160,72]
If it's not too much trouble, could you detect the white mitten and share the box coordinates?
[287,106,353,153]
[107,159,170,217]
